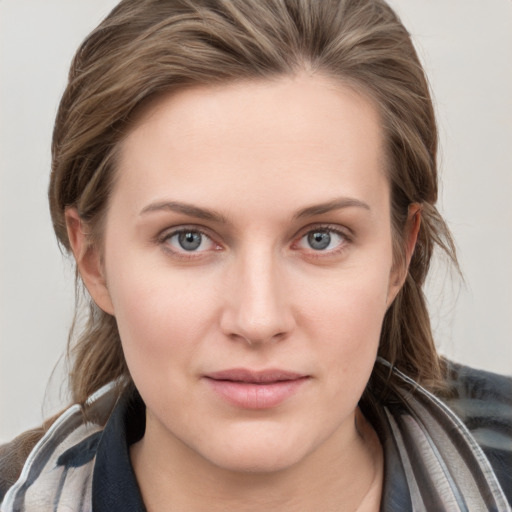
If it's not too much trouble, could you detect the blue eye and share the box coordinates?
[164,229,215,253]
[307,231,332,250]
[177,231,203,251]
[297,228,346,252]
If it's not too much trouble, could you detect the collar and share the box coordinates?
[92,389,146,512]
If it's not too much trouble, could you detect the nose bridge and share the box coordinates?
[223,243,292,344]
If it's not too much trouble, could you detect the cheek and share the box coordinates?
[104,248,222,379]
[300,264,391,390]
[303,261,390,338]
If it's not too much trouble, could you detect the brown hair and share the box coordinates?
[49,0,456,406]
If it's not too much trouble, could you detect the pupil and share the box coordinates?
[308,231,331,250]
[178,231,202,250]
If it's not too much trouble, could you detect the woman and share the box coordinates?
[1,0,511,510]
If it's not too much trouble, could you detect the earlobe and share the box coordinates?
[65,208,115,315]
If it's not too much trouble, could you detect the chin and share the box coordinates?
[196,425,316,475]
[210,448,306,475]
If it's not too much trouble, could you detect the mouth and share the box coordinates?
[203,369,310,409]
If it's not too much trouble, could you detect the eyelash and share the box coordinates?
[157,224,352,260]
[292,224,351,259]
[157,226,220,260]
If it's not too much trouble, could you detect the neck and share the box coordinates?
[130,407,383,512]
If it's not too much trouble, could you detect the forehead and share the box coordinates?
[114,74,388,218]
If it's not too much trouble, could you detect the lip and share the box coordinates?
[203,368,310,409]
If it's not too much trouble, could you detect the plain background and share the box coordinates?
[1,0,511,443]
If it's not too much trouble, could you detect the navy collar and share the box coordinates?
[92,389,146,512]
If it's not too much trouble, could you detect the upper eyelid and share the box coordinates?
[294,223,352,241]
[157,224,215,241]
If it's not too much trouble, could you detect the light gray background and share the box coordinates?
[1,0,511,443]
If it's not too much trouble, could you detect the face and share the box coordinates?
[73,74,407,474]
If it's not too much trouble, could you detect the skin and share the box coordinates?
[67,73,419,511]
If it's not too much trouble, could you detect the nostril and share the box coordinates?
[231,331,288,347]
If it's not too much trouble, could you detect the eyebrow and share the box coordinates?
[293,197,371,219]
[139,196,370,223]
[139,201,228,223]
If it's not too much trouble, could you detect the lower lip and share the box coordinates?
[204,377,309,409]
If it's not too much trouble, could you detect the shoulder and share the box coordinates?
[443,361,512,402]
[440,361,512,504]
[0,383,120,510]
[0,428,46,501]
[440,361,512,435]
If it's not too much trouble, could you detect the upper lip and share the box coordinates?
[204,368,308,383]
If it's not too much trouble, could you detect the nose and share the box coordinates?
[220,247,295,346]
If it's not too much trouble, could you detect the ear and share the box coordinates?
[387,203,421,306]
[65,207,115,315]
[404,203,421,269]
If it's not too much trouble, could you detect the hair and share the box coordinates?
[48,0,457,406]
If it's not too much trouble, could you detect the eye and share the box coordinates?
[307,231,333,250]
[295,227,347,253]
[176,231,203,251]
[162,228,218,254]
